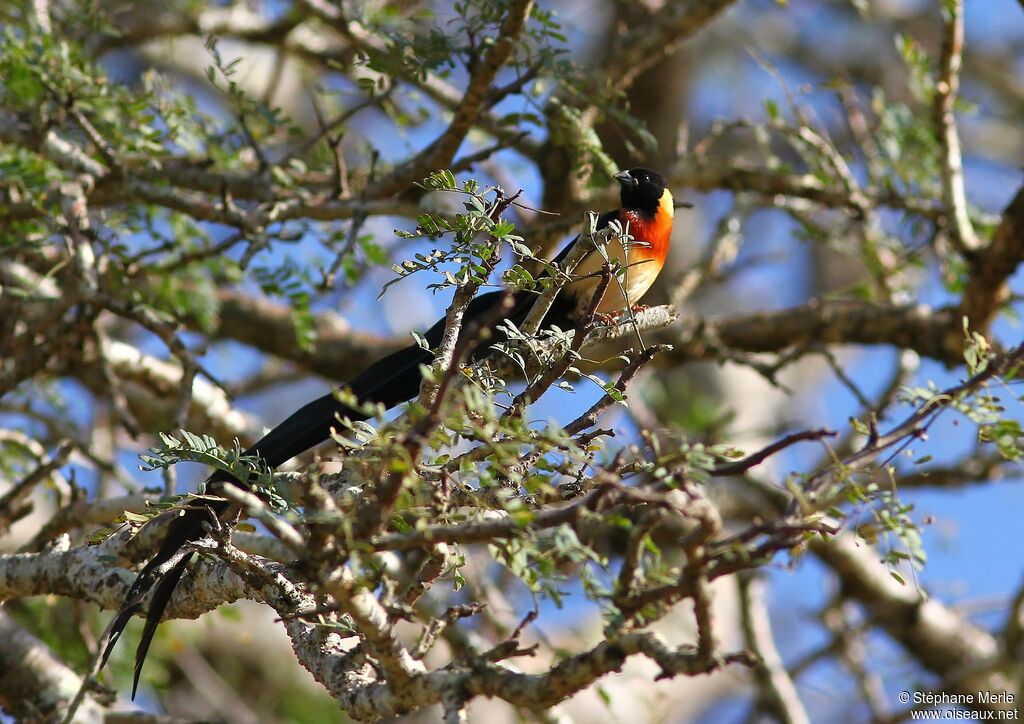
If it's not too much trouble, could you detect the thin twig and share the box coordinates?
[711,428,836,477]
[934,0,980,254]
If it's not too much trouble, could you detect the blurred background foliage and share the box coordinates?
[2,0,1024,721]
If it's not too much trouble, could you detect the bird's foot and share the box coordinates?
[592,305,650,327]
[593,311,621,326]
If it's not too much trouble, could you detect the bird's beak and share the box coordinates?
[614,171,638,188]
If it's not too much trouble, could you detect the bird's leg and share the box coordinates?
[594,303,648,327]
[593,311,621,327]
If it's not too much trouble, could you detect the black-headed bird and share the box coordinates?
[101,167,677,696]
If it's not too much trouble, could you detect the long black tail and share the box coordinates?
[102,289,568,696]
[99,331,444,695]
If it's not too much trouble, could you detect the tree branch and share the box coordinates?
[0,610,105,723]
[933,0,980,255]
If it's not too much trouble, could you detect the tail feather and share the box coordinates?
[98,567,154,672]
[243,340,438,471]
[131,556,189,698]
[105,288,564,695]
[105,340,434,696]
[102,497,228,697]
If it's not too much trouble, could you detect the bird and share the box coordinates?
[99,167,676,697]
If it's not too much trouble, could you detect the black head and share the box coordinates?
[614,167,668,217]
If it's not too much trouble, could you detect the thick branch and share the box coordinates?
[812,535,1009,712]
[213,289,405,382]
[664,300,961,367]
[365,0,535,197]
[0,528,302,621]
[960,185,1024,334]
[601,0,738,90]
[0,611,105,723]
[738,574,810,724]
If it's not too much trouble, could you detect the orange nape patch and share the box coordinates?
[619,188,674,265]
[568,187,676,317]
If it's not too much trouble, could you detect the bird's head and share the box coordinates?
[614,167,670,218]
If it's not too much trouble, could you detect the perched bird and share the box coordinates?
[100,167,675,696]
